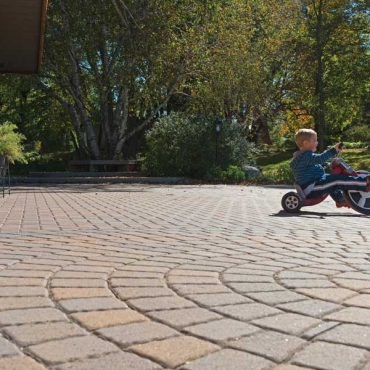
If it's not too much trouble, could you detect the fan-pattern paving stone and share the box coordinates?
[291,341,369,370]
[70,309,148,330]
[180,348,274,370]
[0,336,22,357]
[251,313,323,335]
[276,299,341,318]
[27,335,119,365]
[3,184,370,369]
[0,356,48,370]
[97,321,180,347]
[129,335,221,368]
[213,302,282,321]
[227,330,306,363]
[57,297,127,313]
[184,318,261,341]
[147,307,222,329]
[316,323,370,349]
[53,352,163,370]
[3,322,88,346]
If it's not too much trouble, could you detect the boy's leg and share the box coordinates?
[306,174,370,199]
[330,190,346,203]
[329,190,350,208]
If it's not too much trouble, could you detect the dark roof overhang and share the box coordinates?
[0,0,48,74]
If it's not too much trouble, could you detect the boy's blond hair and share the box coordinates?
[295,129,317,149]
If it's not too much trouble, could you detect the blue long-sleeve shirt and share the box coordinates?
[289,147,337,186]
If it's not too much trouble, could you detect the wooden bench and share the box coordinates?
[68,160,138,172]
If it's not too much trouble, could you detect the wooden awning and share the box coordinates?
[0,0,48,74]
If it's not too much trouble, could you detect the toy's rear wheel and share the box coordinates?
[282,192,302,213]
[342,171,370,215]
[344,190,370,215]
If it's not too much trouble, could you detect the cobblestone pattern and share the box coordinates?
[1,185,370,369]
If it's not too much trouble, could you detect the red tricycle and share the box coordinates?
[281,156,370,215]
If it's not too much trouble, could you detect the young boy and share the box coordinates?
[290,129,370,207]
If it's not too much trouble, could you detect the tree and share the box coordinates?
[38,0,231,159]
[295,0,370,149]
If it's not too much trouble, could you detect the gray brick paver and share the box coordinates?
[128,296,196,311]
[291,341,369,370]
[114,286,175,299]
[3,322,88,346]
[251,313,322,335]
[147,307,222,328]
[129,335,221,368]
[97,321,180,347]
[0,336,22,356]
[186,292,252,307]
[0,297,53,311]
[51,287,113,300]
[57,297,127,312]
[27,335,119,365]
[71,309,148,330]
[50,278,106,288]
[53,352,163,370]
[180,348,274,370]
[213,302,282,321]
[0,357,48,370]
[276,299,341,318]
[324,306,370,325]
[184,318,261,341]
[227,330,307,363]
[0,307,67,327]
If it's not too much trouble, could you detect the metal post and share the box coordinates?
[215,132,219,165]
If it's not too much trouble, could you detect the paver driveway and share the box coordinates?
[1,184,370,369]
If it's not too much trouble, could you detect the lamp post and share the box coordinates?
[214,118,222,165]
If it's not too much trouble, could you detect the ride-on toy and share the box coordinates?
[281,148,370,215]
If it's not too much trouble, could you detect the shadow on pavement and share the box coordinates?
[271,210,364,218]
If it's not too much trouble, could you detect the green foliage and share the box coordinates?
[343,125,370,144]
[261,161,295,184]
[203,165,246,183]
[220,165,246,182]
[142,112,256,178]
[0,122,27,164]
[341,141,369,149]
[11,152,69,176]
[1,0,370,162]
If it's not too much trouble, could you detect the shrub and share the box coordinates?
[262,161,295,184]
[0,122,27,163]
[341,141,369,149]
[220,165,246,182]
[142,112,256,178]
[11,152,69,176]
[343,125,370,143]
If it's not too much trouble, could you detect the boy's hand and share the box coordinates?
[335,142,343,152]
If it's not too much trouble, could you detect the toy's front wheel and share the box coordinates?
[282,192,302,213]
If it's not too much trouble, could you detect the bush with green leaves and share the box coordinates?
[262,161,295,184]
[142,112,256,178]
[341,141,369,149]
[220,165,246,182]
[344,125,370,143]
[0,122,27,163]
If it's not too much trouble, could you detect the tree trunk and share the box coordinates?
[255,115,272,145]
[314,0,325,151]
